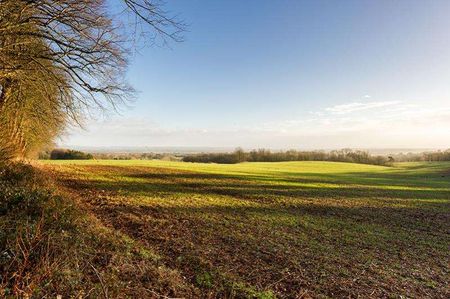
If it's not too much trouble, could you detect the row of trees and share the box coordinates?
[39,149,93,160]
[184,148,450,165]
[0,0,183,161]
[183,148,391,165]
[36,148,450,164]
[183,152,241,164]
[390,150,450,162]
[92,152,179,160]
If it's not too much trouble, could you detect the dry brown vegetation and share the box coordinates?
[0,162,203,298]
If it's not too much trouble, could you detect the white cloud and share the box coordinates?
[61,100,450,149]
[325,101,400,114]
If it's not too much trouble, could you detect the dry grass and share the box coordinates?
[0,163,199,298]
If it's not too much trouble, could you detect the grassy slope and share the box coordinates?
[39,161,450,297]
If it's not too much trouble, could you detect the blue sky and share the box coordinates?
[64,0,450,149]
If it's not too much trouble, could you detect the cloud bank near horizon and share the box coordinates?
[61,99,450,149]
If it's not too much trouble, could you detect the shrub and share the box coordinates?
[49,149,93,160]
[183,153,239,164]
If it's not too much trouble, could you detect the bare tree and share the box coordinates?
[0,0,184,159]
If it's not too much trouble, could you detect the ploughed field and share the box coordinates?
[43,160,450,298]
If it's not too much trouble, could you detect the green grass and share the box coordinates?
[40,160,450,298]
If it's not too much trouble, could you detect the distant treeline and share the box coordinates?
[39,148,450,165]
[92,152,180,161]
[182,148,450,165]
[182,149,390,165]
[39,150,180,161]
[40,149,93,160]
[390,150,450,162]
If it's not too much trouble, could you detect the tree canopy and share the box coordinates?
[0,0,183,160]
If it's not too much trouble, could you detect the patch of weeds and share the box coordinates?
[195,271,214,288]
[229,282,277,299]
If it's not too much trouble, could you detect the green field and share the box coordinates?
[42,160,450,298]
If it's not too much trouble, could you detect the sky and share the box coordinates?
[62,0,450,149]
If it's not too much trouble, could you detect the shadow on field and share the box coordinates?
[97,199,450,237]
[69,170,450,202]
[54,164,450,298]
[86,188,449,298]
[58,166,450,235]
[276,169,450,189]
